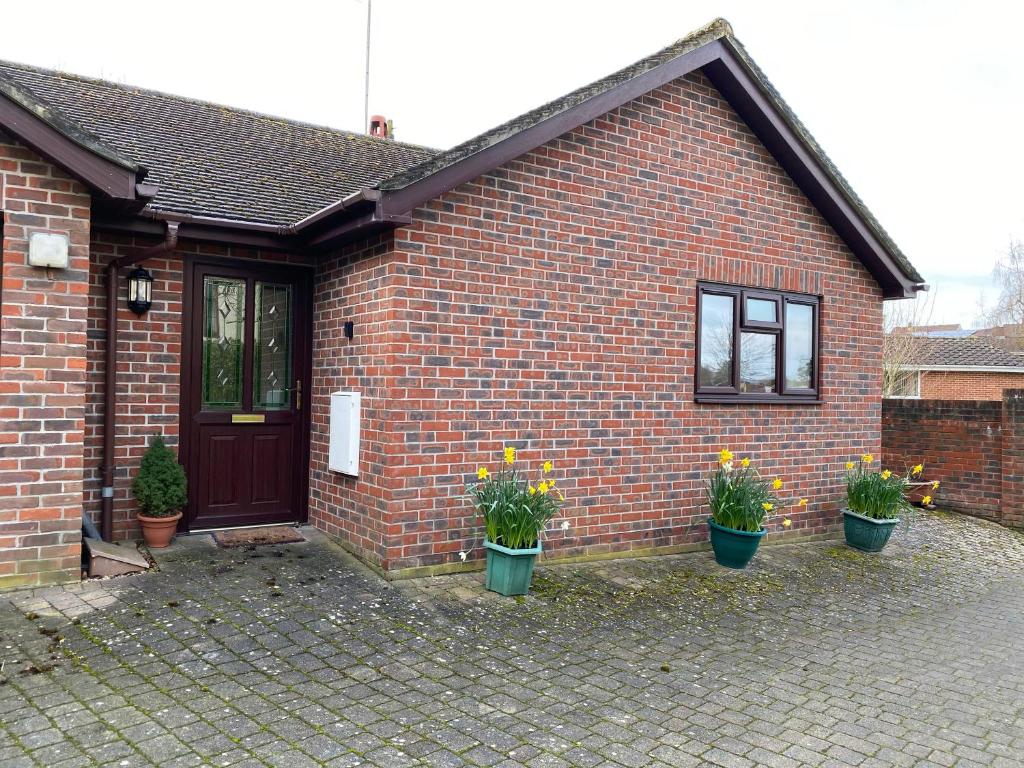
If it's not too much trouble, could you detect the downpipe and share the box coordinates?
[98,222,179,541]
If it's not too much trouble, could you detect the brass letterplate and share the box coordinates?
[231,414,266,424]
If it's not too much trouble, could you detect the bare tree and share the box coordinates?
[882,289,936,397]
[982,239,1024,351]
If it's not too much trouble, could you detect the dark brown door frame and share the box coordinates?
[178,255,314,531]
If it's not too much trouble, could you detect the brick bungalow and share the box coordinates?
[0,19,926,587]
[887,335,1024,400]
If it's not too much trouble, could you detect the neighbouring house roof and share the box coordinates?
[0,19,926,295]
[891,324,963,336]
[973,324,1024,339]
[898,336,1024,370]
[0,60,437,225]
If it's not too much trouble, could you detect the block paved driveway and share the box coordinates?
[2,512,1023,767]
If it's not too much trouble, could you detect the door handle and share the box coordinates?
[295,379,302,410]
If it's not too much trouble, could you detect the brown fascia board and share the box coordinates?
[0,79,143,200]
[92,211,298,253]
[705,39,924,297]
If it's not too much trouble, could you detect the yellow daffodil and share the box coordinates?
[477,467,489,480]
[799,498,808,507]
[912,464,924,475]
[504,446,516,465]
[772,478,783,490]
[881,469,892,480]
[932,480,940,490]
[762,502,774,512]
[861,453,874,464]
[782,518,792,528]
[922,495,932,506]
[741,457,750,468]
[538,480,549,494]
[719,448,733,465]
[846,461,855,470]
[543,460,553,474]
[528,485,536,495]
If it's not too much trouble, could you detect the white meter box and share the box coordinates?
[328,392,361,476]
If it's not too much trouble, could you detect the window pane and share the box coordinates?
[740,332,776,393]
[202,277,245,409]
[699,293,734,387]
[784,303,814,389]
[253,282,293,410]
[746,297,777,323]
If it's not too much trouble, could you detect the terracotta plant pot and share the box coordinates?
[137,511,182,548]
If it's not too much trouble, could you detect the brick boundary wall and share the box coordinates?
[882,398,1002,520]
[999,391,1024,528]
[882,393,1024,528]
[0,135,91,588]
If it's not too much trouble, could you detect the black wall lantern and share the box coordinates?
[126,266,154,315]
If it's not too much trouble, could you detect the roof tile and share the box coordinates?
[905,336,1024,368]
[0,61,437,226]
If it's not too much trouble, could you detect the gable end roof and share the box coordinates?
[373,18,925,297]
[0,18,928,287]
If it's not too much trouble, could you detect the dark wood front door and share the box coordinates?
[182,261,311,530]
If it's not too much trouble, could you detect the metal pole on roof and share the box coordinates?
[364,0,372,134]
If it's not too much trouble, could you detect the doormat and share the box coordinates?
[212,527,306,549]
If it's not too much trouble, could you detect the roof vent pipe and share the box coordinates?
[369,115,391,139]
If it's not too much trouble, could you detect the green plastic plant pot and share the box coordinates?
[483,538,542,596]
[843,509,899,552]
[707,518,766,569]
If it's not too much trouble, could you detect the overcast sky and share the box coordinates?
[3,1,1021,327]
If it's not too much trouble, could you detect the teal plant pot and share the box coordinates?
[484,538,542,596]
[843,509,899,552]
[707,518,766,569]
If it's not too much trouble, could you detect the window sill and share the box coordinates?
[694,395,823,405]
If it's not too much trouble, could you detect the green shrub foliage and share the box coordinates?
[132,436,187,517]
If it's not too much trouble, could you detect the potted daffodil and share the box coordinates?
[842,454,919,552]
[466,447,567,596]
[705,449,803,569]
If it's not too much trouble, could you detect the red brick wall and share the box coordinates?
[881,398,1002,519]
[310,234,398,568]
[0,136,91,588]
[84,233,185,540]
[920,370,1024,400]
[314,72,885,573]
